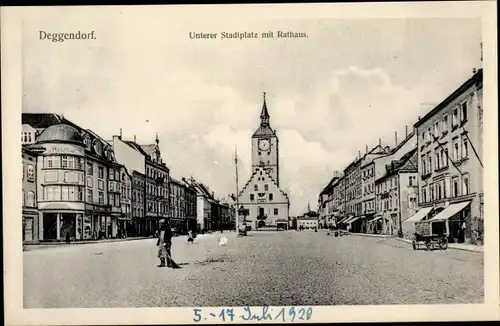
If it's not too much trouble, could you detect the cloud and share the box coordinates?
[22,17,481,216]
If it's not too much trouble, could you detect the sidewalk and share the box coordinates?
[23,231,236,252]
[23,236,150,251]
[344,232,484,253]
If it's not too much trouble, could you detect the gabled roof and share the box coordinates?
[376,147,418,182]
[238,166,289,203]
[124,140,149,156]
[140,144,156,155]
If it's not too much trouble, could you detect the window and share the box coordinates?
[62,156,68,168]
[109,193,114,206]
[264,184,269,191]
[435,151,440,170]
[274,208,278,215]
[434,121,439,137]
[427,153,432,173]
[27,191,35,207]
[98,191,104,204]
[250,194,254,201]
[98,180,104,190]
[463,174,469,195]
[87,162,93,175]
[461,101,468,122]
[78,187,84,201]
[27,165,34,182]
[115,170,120,181]
[430,183,435,201]
[452,107,459,126]
[453,139,459,161]
[67,157,75,169]
[47,157,53,168]
[269,193,273,201]
[87,189,93,202]
[98,166,104,179]
[442,114,449,133]
[462,136,469,158]
[109,168,114,180]
[61,186,69,201]
[409,176,414,186]
[452,177,459,197]
[421,132,425,141]
[421,155,427,174]
[427,127,432,141]
[254,184,258,191]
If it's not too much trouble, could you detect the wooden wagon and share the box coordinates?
[412,219,449,251]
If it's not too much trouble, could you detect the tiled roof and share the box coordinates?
[140,144,156,155]
[252,125,276,137]
[22,113,63,128]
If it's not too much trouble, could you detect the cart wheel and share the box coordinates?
[439,237,448,250]
[425,240,432,251]
[412,240,417,250]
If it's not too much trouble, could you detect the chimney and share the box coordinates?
[395,131,398,147]
[405,125,408,138]
[378,138,382,147]
[365,144,368,154]
[119,128,122,139]
[358,150,361,159]
[134,135,137,143]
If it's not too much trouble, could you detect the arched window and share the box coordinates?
[27,191,35,207]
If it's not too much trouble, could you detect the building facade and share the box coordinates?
[119,166,132,237]
[131,171,145,236]
[169,178,186,233]
[22,146,41,244]
[373,148,419,235]
[238,94,290,230]
[414,69,483,244]
[31,122,122,241]
[297,216,319,230]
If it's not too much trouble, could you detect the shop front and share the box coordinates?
[23,209,39,244]
[85,204,111,239]
[39,202,85,241]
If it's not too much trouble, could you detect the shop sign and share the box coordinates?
[46,144,84,156]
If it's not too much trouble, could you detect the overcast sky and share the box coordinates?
[22,8,482,215]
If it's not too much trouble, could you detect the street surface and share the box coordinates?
[24,231,483,308]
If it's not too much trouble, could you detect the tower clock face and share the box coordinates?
[258,139,271,151]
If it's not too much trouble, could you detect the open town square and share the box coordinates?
[24,230,483,308]
[17,13,489,313]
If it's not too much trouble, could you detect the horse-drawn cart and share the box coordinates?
[412,219,448,251]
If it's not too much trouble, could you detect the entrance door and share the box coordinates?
[43,213,57,240]
[23,217,34,242]
[259,207,265,217]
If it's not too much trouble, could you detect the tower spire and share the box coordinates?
[260,92,270,126]
[155,132,159,144]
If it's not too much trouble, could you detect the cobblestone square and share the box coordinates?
[23,231,483,308]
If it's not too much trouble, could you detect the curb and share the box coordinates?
[23,237,151,251]
[394,237,483,253]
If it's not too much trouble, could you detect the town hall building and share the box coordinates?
[238,93,290,230]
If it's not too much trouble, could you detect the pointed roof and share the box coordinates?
[260,92,270,120]
[253,92,276,138]
[238,166,289,203]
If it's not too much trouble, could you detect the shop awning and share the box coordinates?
[347,216,361,224]
[338,216,350,223]
[343,215,357,224]
[429,201,471,221]
[403,207,433,223]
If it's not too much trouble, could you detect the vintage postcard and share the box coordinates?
[2,2,499,325]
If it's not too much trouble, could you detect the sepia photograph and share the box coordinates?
[2,2,499,325]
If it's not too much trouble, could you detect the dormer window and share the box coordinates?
[94,141,102,155]
[84,137,91,149]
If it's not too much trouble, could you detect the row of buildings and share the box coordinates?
[21,114,235,244]
[318,69,484,244]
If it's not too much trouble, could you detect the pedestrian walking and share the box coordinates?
[65,231,71,244]
[187,229,194,244]
[156,219,179,268]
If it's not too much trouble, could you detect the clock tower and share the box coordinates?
[251,92,280,186]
